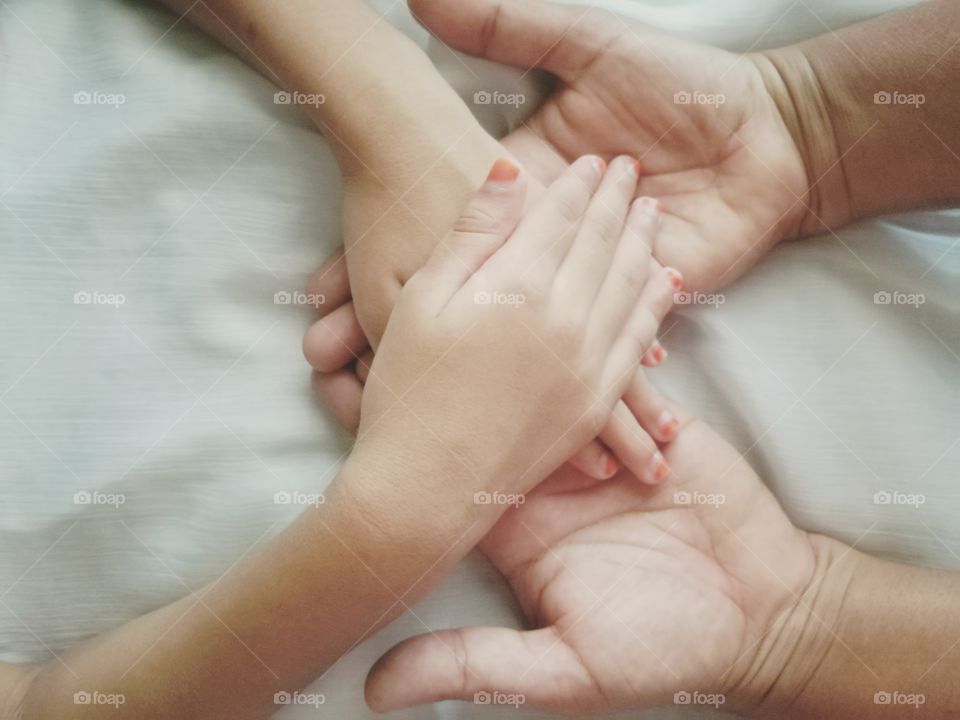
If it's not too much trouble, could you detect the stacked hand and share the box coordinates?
[314,154,843,718]
[304,0,818,479]
[354,154,677,501]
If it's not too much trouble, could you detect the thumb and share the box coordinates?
[365,626,594,712]
[409,0,615,81]
[412,158,526,306]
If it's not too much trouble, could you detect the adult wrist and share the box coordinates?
[729,533,864,717]
[749,47,854,239]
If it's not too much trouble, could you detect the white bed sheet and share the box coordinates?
[1,0,957,718]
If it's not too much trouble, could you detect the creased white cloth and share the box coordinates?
[1,0,955,718]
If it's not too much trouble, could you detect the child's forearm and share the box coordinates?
[159,0,499,180]
[15,446,489,720]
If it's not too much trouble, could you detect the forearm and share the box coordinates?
[756,0,960,234]
[16,450,486,720]
[157,0,497,180]
[757,546,960,718]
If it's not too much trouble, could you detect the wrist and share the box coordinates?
[730,533,864,717]
[332,432,506,556]
[749,47,854,238]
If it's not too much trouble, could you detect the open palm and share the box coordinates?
[366,412,834,715]
[413,0,810,291]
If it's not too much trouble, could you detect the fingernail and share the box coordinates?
[636,196,660,218]
[486,158,520,187]
[603,453,620,478]
[657,409,679,439]
[627,157,642,179]
[647,340,667,366]
[665,267,683,290]
[654,344,668,364]
[647,452,669,484]
[589,155,607,175]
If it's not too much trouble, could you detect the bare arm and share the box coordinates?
[9,449,486,719]
[756,0,960,235]
[757,548,960,718]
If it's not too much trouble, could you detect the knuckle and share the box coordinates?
[453,202,500,235]
[553,192,588,226]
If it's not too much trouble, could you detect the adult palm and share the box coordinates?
[413,0,811,291]
[366,411,835,714]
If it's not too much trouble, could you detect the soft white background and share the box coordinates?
[1,0,956,718]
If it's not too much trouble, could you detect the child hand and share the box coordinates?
[352,155,676,502]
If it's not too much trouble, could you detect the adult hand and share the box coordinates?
[365,394,852,716]
[411,0,822,291]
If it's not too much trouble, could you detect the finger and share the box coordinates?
[498,154,605,280]
[554,156,640,308]
[365,626,594,712]
[610,265,681,374]
[641,339,667,367]
[355,349,374,385]
[568,438,619,480]
[588,196,660,350]
[305,246,350,317]
[310,370,361,433]
[622,368,682,444]
[410,159,526,308]
[302,301,369,373]
[409,0,617,82]
[599,401,668,485]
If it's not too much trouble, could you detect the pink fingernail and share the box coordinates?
[627,157,642,179]
[647,452,669,484]
[486,158,520,187]
[665,267,683,290]
[589,155,607,174]
[657,409,679,439]
[651,342,667,365]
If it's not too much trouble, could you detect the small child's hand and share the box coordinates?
[353,155,676,502]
